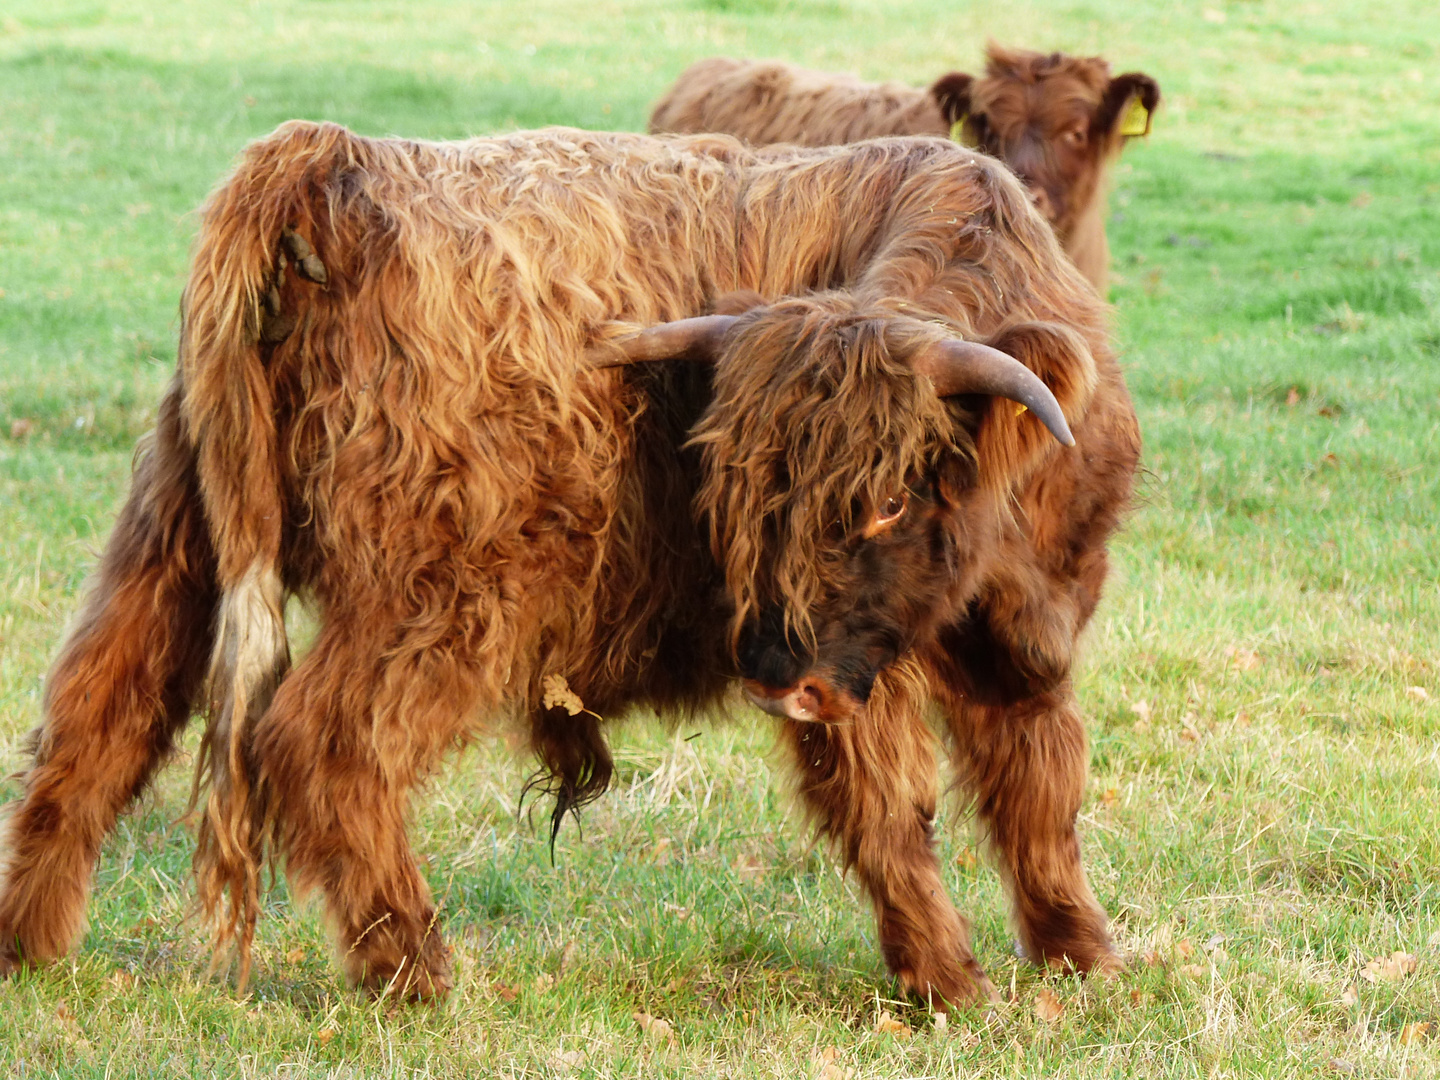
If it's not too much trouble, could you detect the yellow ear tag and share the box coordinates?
[949,116,970,145]
[1118,97,1150,137]
[1015,402,1029,416]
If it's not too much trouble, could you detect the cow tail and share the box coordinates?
[181,121,359,986]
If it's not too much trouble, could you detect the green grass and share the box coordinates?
[2,0,1439,1075]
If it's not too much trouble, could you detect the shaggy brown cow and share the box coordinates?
[649,44,1161,291]
[0,122,1138,1007]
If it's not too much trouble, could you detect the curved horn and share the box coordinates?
[587,314,740,367]
[910,339,1075,446]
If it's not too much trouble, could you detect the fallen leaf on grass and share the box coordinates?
[55,1003,75,1025]
[316,1028,337,1046]
[1034,988,1064,1022]
[548,1049,586,1073]
[286,947,306,964]
[1178,963,1208,979]
[634,1011,675,1044]
[1406,686,1431,704]
[1179,725,1200,743]
[557,940,580,974]
[535,972,555,992]
[1176,939,1196,959]
[1285,388,1301,407]
[491,980,518,1002]
[1141,949,1162,967]
[811,1046,854,1080]
[874,1009,912,1039]
[733,853,765,881]
[107,971,136,990]
[932,1011,948,1034]
[1360,952,1417,984]
[1224,645,1261,671]
[1400,1022,1434,1045]
[1099,787,1118,808]
[9,419,34,440]
[650,837,673,865]
[1341,984,1359,1007]
[1328,1059,1357,1074]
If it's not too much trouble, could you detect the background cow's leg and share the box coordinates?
[779,674,996,1007]
[936,672,1117,973]
[250,608,492,1000]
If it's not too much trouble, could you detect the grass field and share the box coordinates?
[2,0,1439,1076]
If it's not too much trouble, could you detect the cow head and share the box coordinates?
[930,43,1160,243]
[590,298,1080,723]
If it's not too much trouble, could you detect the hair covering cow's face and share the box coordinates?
[688,303,970,721]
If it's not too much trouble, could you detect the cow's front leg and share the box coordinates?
[938,678,1118,974]
[779,673,997,1008]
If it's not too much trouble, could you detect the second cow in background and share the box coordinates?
[650,44,1160,292]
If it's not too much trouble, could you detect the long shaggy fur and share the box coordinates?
[649,44,1161,290]
[0,121,1137,1006]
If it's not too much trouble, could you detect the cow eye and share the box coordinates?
[1065,128,1087,146]
[862,493,908,539]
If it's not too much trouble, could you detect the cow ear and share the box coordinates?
[587,314,740,367]
[930,72,975,126]
[1096,72,1161,139]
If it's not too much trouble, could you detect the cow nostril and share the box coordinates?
[793,681,825,718]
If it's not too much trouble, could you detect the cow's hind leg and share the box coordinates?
[0,381,216,975]
[780,669,997,1008]
[933,634,1117,973]
[247,608,498,1000]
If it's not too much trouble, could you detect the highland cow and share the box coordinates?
[649,44,1161,291]
[0,121,1138,1007]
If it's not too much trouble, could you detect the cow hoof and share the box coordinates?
[355,938,453,1004]
[900,960,1000,1010]
[1087,948,1126,977]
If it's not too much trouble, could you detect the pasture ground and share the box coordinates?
[1,0,1438,1076]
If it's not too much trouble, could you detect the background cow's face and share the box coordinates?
[931,46,1160,241]
[689,302,977,723]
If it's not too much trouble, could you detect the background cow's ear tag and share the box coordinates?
[1118,97,1151,137]
[949,116,970,144]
